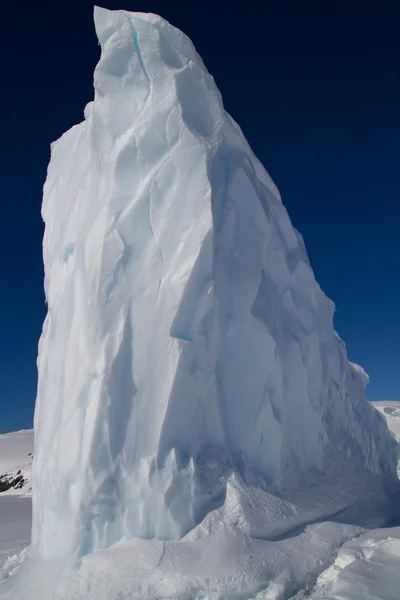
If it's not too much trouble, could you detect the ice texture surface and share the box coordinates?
[7,6,398,599]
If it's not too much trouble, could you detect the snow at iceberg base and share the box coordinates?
[3,6,399,599]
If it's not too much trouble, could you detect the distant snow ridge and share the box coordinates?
[0,430,33,580]
[0,431,33,496]
[6,6,399,599]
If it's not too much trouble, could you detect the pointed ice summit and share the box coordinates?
[7,6,398,600]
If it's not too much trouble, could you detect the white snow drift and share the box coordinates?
[309,526,400,600]
[3,7,399,599]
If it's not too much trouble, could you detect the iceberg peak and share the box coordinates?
[11,8,397,600]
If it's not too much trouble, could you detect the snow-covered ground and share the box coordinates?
[0,431,33,574]
[306,402,400,600]
[307,526,400,600]
[0,498,31,575]
[0,409,399,599]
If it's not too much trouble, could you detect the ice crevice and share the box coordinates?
[128,16,151,102]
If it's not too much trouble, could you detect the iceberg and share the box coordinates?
[4,7,398,599]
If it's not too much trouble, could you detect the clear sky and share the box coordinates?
[0,1,399,433]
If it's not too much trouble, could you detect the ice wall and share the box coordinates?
[32,6,398,562]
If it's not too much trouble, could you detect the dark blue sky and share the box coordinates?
[1,1,399,433]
